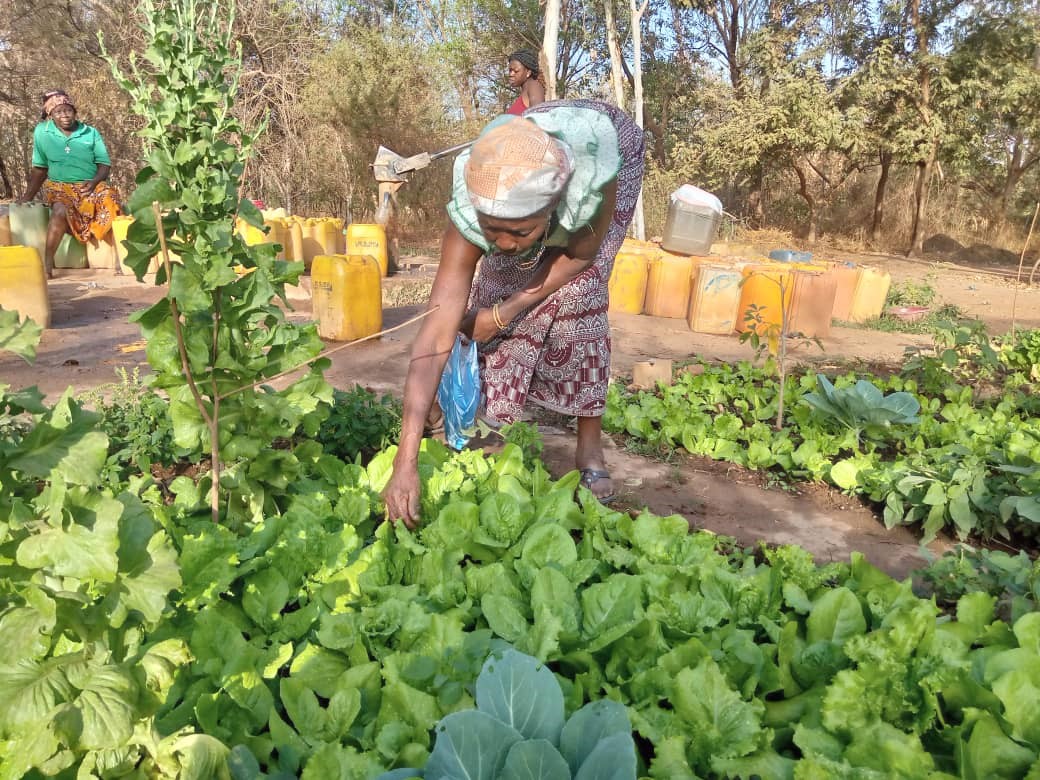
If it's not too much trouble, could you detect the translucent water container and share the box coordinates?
[0,206,11,245]
[54,234,87,269]
[608,249,651,314]
[644,251,696,318]
[10,203,49,261]
[687,263,742,334]
[0,246,51,328]
[346,223,389,278]
[311,254,382,341]
[661,185,723,256]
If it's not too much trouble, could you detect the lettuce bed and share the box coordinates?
[4,435,1039,778]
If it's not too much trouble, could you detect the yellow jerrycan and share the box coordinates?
[346,223,389,277]
[288,221,305,266]
[848,268,892,323]
[787,268,837,338]
[311,254,382,341]
[111,216,134,265]
[0,246,51,328]
[737,264,792,334]
[328,218,346,254]
[9,203,49,261]
[608,249,651,314]
[263,218,288,260]
[302,219,326,267]
[644,251,696,318]
[236,217,267,246]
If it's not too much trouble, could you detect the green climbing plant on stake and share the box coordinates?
[101,0,331,522]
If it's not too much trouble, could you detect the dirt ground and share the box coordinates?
[3,247,1037,579]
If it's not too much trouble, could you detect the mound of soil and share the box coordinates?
[923,233,964,255]
[952,244,1020,269]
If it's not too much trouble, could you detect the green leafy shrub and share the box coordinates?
[379,648,637,779]
[84,368,189,487]
[315,385,402,462]
[916,545,1040,621]
[886,278,937,307]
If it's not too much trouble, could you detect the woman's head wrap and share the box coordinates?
[509,49,540,76]
[463,117,574,219]
[42,91,74,119]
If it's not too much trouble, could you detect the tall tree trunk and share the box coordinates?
[908,144,936,256]
[542,0,561,100]
[0,153,12,199]
[747,167,766,227]
[604,0,626,107]
[870,148,892,246]
[793,160,818,245]
[907,0,933,257]
[630,0,648,240]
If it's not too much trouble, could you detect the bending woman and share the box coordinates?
[383,99,645,527]
[17,90,121,277]
[505,49,545,115]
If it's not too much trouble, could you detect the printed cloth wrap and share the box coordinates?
[454,99,645,424]
[42,180,121,243]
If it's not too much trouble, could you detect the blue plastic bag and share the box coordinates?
[437,334,482,450]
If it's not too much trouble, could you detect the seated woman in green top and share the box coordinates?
[16,90,121,277]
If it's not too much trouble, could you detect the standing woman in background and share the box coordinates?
[16,90,121,277]
[505,49,545,115]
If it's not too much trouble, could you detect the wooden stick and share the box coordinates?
[1011,202,1039,343]
[217,304,440,401]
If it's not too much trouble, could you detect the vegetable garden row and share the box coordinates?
[605,325,1040,543]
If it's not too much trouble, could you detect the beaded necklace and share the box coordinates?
[513,214,557,271]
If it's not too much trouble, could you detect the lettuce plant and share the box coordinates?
[378,648,637,780]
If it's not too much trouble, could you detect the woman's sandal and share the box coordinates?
[579,468,616,504]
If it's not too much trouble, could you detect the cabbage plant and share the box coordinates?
[378,648,638,780]
[802,374,921,442]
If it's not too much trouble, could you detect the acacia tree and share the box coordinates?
[945,1,1040,227]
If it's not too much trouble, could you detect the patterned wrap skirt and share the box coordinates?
[42,180,121,243]
[469,99,645,423]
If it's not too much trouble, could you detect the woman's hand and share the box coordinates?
[462,307,503,343]
[382,461,422,528]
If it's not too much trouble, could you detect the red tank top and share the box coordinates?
[505,95,527,116]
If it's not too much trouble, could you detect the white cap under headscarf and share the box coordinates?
[463,117,574,219]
